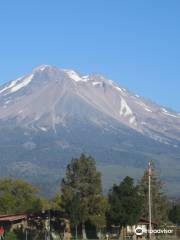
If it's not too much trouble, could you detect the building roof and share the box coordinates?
[0,214,27,222]
[111,218,157,228]
[138,218,157,226]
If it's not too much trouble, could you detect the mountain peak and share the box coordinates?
[62,69,90,82]
[33,64,56,72]
[0,65,180,198]
[32,65,90,82]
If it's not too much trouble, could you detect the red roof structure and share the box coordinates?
[0,214,27,222]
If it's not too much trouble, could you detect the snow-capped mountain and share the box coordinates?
[0,65,179,196]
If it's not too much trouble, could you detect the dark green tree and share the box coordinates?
[108,176,142,228]
[169,203,180,225]
[138,163,169,225]
[61,154,108,239]
[0,178,45,214]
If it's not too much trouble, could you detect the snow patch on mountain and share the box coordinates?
[92,82,102,86]
[64,70,82,82]
[108,80,114,85]
[34,65,50,72]
[120,97,133,117]
[162,108,168,113]
[40,127,48,132]
[33,64,50,72]
[115,86,123,93]
[114,86,127,96]
[82,75,89,80]
[64,70,90,82]
[161,108,179,118]
[135,101,153,113]
[145,108,152,112]
[0,77,22,94]
[119,97,137,126]
[10,74,34,93]
[129,116,136,124]
[163,112,179,118]
[119,97,136,125]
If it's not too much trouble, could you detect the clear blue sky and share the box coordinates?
[0,0,180,111]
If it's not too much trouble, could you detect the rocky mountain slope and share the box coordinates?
[0,65,179,196]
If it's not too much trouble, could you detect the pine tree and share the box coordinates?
[169,202,180,225]
[61,154,108,239]
[108,176,142,228]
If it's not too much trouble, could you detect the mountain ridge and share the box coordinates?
[0,65,179,197]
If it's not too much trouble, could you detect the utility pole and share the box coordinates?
[25,229,28,240]
[48,210,51,240]
[44,209,51,240]
[75,224,78,240]
[148,162,152,239]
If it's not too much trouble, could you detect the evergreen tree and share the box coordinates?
[61,154,108,239]
[169,202,180,225]
[138,162,169,225]
[108,176,142,228]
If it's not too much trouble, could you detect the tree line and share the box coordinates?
[0,154,179,239]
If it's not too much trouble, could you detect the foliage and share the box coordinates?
[108,176,142,227]
[89,196,109,228]
[138,162,169,225]
[61,154,108,227]
[169,203,180,225]
[5,231,17,240]
[50,193,62,210]
[0,178,45,214]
